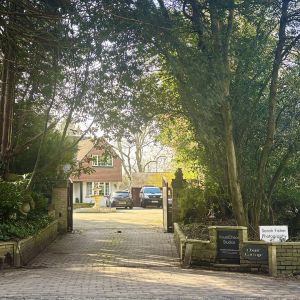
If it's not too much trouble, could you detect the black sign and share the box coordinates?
[217,230,240,263]
[242,245,268,261]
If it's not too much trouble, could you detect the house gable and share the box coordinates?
[71,138,122,182]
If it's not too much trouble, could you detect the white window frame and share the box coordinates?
[86,182,93,196]
[105,182,110,196]
[93,182,110,196]
[91,155,113,167]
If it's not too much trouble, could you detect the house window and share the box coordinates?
[86,182,93,196]
[94,182,104,195]
[105,182,110,196]
[93,182,110,196]
[91,154,113,167]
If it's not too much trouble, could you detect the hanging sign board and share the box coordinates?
[259,226,288,242]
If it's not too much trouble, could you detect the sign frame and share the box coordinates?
[242,244,268,261]
[259,226,289,242]
[217,229,240,264]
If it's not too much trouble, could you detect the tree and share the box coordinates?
[107,121,173,183]
[0,0,71,178]
[2,0,299,231]
[90,0,300,229]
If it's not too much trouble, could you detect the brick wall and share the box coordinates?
[17,220,58,265]
[190,239,216,265]
[240,242,269,274]
[174,223,300,276]
[52,187,68,233]
[173,223,187,260]
[0,242,15,268]
[276,243,300,275]
[71,148,122,182]
[0,220,58,268]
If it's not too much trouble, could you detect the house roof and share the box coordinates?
[76,139,94,161]
[76,138,119,161]
[71,138,122,182]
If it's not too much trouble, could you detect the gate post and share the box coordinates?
[52,181,69,234]
[162,177,172,232]
[171,169,186,223]
[67,179,73,232]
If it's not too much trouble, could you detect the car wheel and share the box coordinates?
[129,205,133,209]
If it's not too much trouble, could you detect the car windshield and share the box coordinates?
[144,187,161,194]
[113,192,129,197]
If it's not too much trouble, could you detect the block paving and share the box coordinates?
[0,208,299,299]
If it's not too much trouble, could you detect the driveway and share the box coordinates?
[0,208,299,299]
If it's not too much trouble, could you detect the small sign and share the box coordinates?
[242,245,268,261]
[217,230,239,262]
[259,226,288,242]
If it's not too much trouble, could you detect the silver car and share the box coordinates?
[109,191,133,209]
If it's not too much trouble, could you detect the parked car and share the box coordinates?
[109,191,133,209]
[139,186,162,208]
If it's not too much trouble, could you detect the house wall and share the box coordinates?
[70,139,123,203]
[73,181,121,203]
[71,147,122,182]
[73,182,81,203]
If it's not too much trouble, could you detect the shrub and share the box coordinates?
[272,193,300,238]
[31,192,48,213]
[73,203,94,209]
[0,180,52,241]
[178,187,208,224]
[0,213,52,241]
[0,181,26,221]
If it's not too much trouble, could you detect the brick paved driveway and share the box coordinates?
[0,208,299,300]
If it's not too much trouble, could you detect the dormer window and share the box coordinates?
[91,154,113,167]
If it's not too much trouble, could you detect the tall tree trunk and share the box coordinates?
[0,45,15,179]
[135,133,144,172]
[0,53,9,145]
[222,96,247,226]
[26,54,58,190]
[209,1,247,226]
[253,0,289,230]
[267,142,297,202]
[117,139,132,182]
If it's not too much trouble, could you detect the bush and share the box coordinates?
[0,212,52,241]
[0,181,26,221]
[31,192,48,213]
[272,193,300,238]
[0,180,52,241]
[73,202,94,209]
[178,187,208,224]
